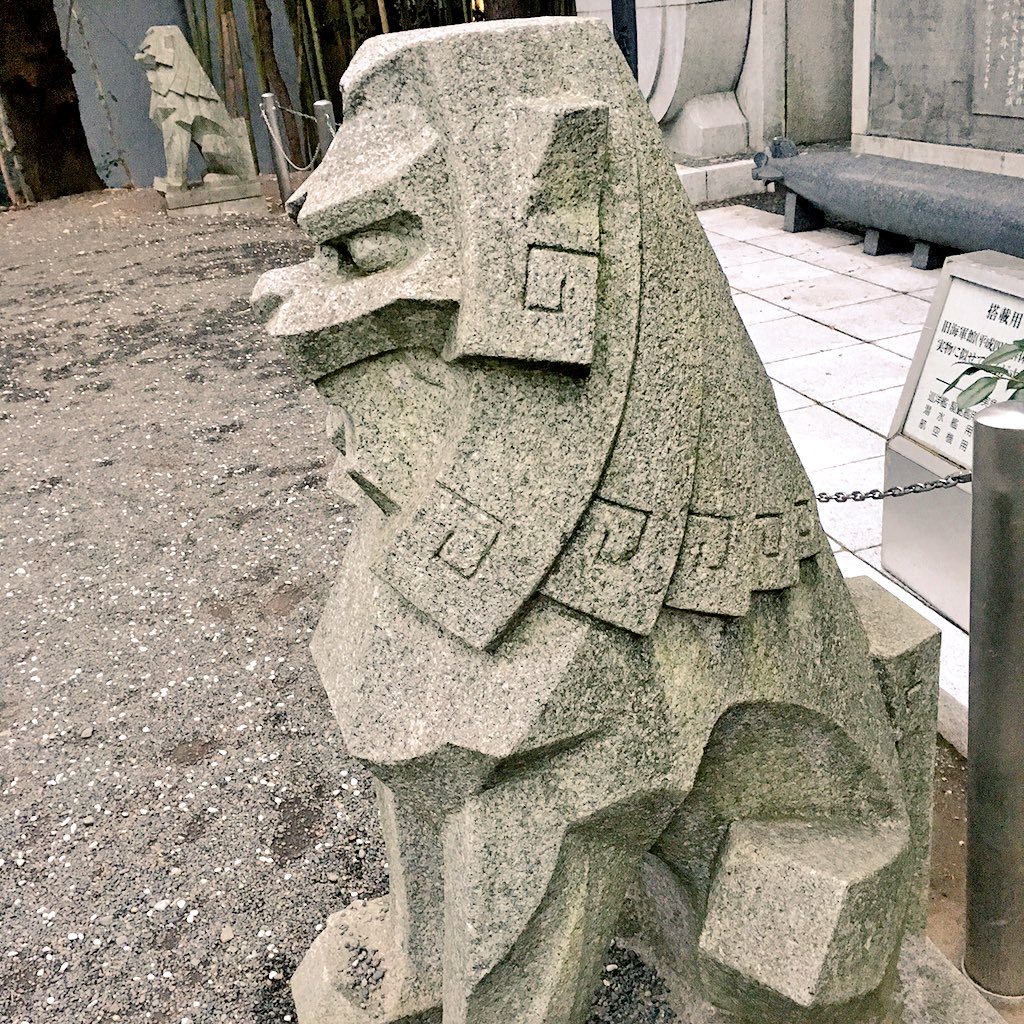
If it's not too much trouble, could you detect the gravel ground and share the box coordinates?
[0,190,674,1024]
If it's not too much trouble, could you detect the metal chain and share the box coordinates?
[816,472,972,503]
[259,108,321,172]
[277,103,319,123]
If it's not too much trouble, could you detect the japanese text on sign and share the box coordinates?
[974,0,1024,118]
[903,277,1024,468]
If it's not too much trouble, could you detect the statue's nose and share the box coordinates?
[250,266,295,324]
[285,182,308,224]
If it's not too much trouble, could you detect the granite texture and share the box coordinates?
[253,17,980,1024]
[135,25,257,194]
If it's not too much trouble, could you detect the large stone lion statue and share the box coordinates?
[252,17,997,1024]
[136,25,256,192]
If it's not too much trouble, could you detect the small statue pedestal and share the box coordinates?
[157,174,264,217]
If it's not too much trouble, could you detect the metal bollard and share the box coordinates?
[611,0,639,80]
[261,92,292,209]
[965,400,1024,998]
[313,99,336,161]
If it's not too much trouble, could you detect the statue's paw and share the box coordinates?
[292,897,440,1024]
[202,172,242,187]
[697,820,909,1023]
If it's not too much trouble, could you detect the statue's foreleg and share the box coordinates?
[161,121,192,189]
[443,786,675,1024]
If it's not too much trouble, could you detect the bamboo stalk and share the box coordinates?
[247,0,303,159]
[303,0,332,101]
[186,0,214,82]
[219,1,258,160]
[0,97,32,202]
[0,138,21,206]
[243,0,269,92]
[291,5,316,160]
[338,0,358,56]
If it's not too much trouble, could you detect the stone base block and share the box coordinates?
[665,92,749,162]
[864,228,912,256]
[912,241,954,271]
[291,897,440,1024]
[785,188,826,232]
[159,178,263,212]
[899,937,1005,1024]
[167,195,267,217]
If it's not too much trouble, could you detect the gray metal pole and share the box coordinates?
[261,92,291,209]
[965,400,1024,998]
[611,0,639,79]
[313,99,336,161]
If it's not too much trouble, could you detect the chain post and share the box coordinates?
[965,402,1024,998]
[261,92,292,208]
[313,100,336,161]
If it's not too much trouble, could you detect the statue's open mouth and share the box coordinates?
[318,347,458,520]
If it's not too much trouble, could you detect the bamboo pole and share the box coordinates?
[246,0,302,159]
[185,0,214,83]
[0,98,32,203]
[337,0,358,58]
[0,139,21,206]
[243,0,269,92]
[303,0,332,101]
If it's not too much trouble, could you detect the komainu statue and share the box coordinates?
[253,18,999,1024]
[135,25,256,193]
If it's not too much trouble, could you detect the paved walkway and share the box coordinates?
[698,203,970,748]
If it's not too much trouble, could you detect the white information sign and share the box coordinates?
[902,277,1024,468]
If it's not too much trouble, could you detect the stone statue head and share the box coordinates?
[135,25,218,101]
[253,18,815,650]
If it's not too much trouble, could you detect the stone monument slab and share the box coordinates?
[973,0,1024,119]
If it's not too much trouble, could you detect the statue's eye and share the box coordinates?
[328,212,424,276]
[340,230,409,275]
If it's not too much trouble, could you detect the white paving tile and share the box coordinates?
[781,405,885,473]
[768,344,910,403]
[800,246,902,275]
[702,230,733,247]
[857,545,883,568]
[826,386,904,435]
[748,315,860,364]
[697,205,785,241]
[771,379,813,412]
[726,256,834,292]
[811,293,930,341]
[714,240,780,268]
[874,331,923,359]
[752,227,862,256]
[810,454,885,493]
[910,287,936,301]
[852,262,942,294]
[752,272,896,315]
[732,292,790,325]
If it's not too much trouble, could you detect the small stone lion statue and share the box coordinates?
[253,17,997,1024]
[135,25,256,192]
